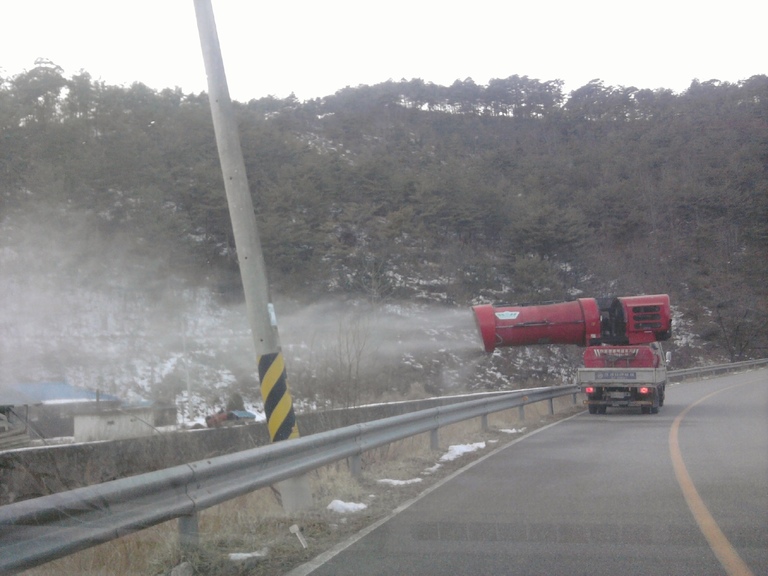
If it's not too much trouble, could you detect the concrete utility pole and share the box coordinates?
[192,0,310,510]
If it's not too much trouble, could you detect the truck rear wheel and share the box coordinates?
[588,405,598,414]
[651,389,660,414]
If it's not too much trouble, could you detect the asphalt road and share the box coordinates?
[290,369,768,576]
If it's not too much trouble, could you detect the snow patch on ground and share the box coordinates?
[377,478,423,486]
[423,441,488,474]
[228,550,268,562]
[439,442,486,462]
[327,499,367,513]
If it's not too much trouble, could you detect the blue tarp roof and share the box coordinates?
[0,382,120,407]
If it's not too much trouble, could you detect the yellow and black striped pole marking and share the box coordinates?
[258,351,300,442]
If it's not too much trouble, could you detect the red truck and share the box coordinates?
[472,294,672,415]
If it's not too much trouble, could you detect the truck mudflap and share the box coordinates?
[584,399,659,415]
[584,400,660,415]
[583,399,656,407]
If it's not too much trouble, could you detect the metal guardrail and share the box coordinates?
[0,385,578,574]
[668,358,768,381]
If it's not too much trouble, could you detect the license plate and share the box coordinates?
[596,371,637,380]
[609,391,629,399]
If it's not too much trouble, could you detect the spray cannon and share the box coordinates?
[472,294,671,353]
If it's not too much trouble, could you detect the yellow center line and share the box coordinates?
[668,382,756,576]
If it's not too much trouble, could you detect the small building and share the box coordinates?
[0,382,176,441]
[0,382,121,438]
[74,406,156,442]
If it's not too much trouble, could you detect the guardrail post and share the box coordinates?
[572,392,578,405]
[518,405,525,420]
[178,512,199,553]
[430,428,439,450]
[548,398,555,415]
[349,454,362,478]
[481,413,489,432]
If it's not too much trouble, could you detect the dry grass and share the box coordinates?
[18,522,179,576]
[18,395,581,576]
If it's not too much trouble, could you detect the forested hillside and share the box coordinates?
[1,61,766,413]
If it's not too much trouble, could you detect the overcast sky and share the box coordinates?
[2,1,765,102]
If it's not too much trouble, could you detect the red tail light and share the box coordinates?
[584,386,595,394]
[639,387,650,395]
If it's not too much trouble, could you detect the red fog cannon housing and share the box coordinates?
[472,294,671,353]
